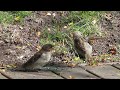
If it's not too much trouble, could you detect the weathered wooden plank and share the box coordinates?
[112,63,120,70]
[83,65,120,79]
[3,70,63,79]
[0,73,7,79]
[50,66,100,79]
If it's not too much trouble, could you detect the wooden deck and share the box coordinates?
[1,63,120,79]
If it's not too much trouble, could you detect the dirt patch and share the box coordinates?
[0,24,39,66]
[91,11,120,62]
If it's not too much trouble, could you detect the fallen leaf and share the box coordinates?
[52,13,56,17]
[27,43,31,46]
[63,60,68,63]
[69,75,74,79]
[14,16,20,21]
[64,26,67,29]
[19,26,23,30]
[47,13,51,16]
[104,13,112,20]
[36,32,41,37]
[88,39,95,45]
[108,47,117,55]
[16,46,22,49]
[73,57,79,61]
[36,45,41,51]
[101,58,105,62]
[92,19,97,25]
[0,69,6,72]
[48,28,51,31]
[52,50,55,53]
[68,63,76,68]
[68,22,73,26]
[6,65,12,68]
[17,55,24,59]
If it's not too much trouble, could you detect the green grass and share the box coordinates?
[40,11,104,48]
[64,11,104,36]
[0,11,32,24]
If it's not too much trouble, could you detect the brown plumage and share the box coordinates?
[73,31,92,61]
[16,44,54,71]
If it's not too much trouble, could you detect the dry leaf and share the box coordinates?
[17,55,24,59]
[74,57,79,61]
[63,60,68,63]
[47,13,51,16]
[36,45,41,51]
[52,13,56,17]
[16,46,22,49]
[92,19,97,25]
[68,63,76,68]
[108,47,117,55]
[88,37,97,45]
[19,26,23,30]
[52,50,55,53]
[0,69,6,72]
[36,48,40,51]
[68,22,73,26]
[104,13,112,20]
[69,75,74,79]
[36,32,41,37]
[27,43,30,46]
[48,28,51,31]
[10,64,17,68]
[88,39,95,45]
[64,26,67,29]
[14,16,20,21]
[6,65,12,68]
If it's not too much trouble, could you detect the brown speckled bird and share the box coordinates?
[16,44,54,71]
[73,31,92,61]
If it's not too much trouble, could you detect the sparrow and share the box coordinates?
[16,44,54,71]
[73,31,92,61]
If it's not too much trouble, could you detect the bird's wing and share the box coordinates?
[74,38,86,53]
[22,51,43,68]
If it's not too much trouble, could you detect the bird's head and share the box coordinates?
[73,31,83,39]
[41,44,54,52]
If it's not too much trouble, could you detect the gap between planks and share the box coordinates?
[0,70,13,79]
[78,65,105,79]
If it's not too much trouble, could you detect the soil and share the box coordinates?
[92,11,120,62]
[0,11,119,68]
